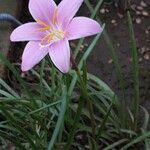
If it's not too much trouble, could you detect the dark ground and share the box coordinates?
[86,0,150,110]
[4,0,150,111]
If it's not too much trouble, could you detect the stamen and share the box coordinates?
[37,20,49,27]
[48,33,55,43]
[32,20,51,33]
[40,33,55,45]
[32,26,51,33]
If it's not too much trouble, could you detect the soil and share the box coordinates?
[86,0,150,109]
[2,0,150,111]
[0,0,23,77]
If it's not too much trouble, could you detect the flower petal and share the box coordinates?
[21,41,48,71]
[49,39,70,73]
[57,0,83,28]
[10,23,44,42]
[67,17,102,40]
[29,0,56,24]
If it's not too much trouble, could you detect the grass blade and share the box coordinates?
[48,86,67,150]
[121,132,150,150]
[0,52,31,97]
[104,139,128,150]
[0,78,20,98]
[29,100,61,115]
[97,97,115,138]
[127,11,139,130]
[0,90,15,98]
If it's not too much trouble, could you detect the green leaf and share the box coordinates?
[48,86,67,150]
[0,52,31,97]
[0,130,26,150]
[0,107,37,149]
[87,73,115,97]
[29,100,61,115]
[121,132,150,150]
[97,97,115,138]
[0,89,15,98]
[127,11,139,130]
[104,139,128,150]
[0,78,20,98]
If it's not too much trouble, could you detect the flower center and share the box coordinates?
[40,27,65,47]
[34,19,65,47]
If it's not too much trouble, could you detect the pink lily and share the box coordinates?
[10,0,102,73]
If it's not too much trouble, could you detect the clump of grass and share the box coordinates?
[0,1,149,149]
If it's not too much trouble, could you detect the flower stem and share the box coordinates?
[87,98,96,139]
[64,93,84,150]
[71,55,96,138]
[65,56,96,149]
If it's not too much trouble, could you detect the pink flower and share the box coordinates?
[10,0,102,73]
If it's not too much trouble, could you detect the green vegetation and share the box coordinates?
[0,0,149,149]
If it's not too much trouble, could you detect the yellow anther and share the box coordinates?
[53,30,65,39]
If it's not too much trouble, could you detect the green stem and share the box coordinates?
[72,56,96,138]
[87,98,96,139]
[64,95,84,150]
[65,56,96,149]
[127,11,139,131]
[40,59,45,100]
